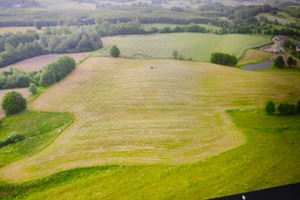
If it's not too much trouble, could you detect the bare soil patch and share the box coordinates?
[0,27,42,34]
[0,88,31,117]
[101,36,115,46]
[0,52,91,72]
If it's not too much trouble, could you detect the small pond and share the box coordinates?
[242,60,273,71]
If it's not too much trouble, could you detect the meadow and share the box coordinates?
[94,33,271,61]
[0,57,299,199]
[0,111,72,168]
[1,56,300,181]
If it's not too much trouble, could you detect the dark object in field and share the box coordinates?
[0,134,25,149]
[242,60,273,71]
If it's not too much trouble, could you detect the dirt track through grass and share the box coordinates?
[1,57,300,182]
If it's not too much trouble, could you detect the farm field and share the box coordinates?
[0,57,299,199]
[1,57,300,184]
[0,52,91,72]
[237,49,274,66]
[94,33,271,61]
[0,27,41,34]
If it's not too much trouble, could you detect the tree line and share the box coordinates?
[265,100,300,116]
[0,56,76,90]
[0,27,102,68]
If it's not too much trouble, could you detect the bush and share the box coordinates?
[296,100,300,114]
[210,52,237,66]
[0,133,25,149]
[110,45,120,58]
[277,102,295,115]
[28,83,37,95]
[265,100,275,114]
[1,91,27,116]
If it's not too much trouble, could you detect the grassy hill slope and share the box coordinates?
[94,33,271,61]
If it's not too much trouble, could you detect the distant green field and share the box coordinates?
[95,33,271,62]
[1,110,299,199]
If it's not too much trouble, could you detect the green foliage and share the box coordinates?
[0,68,31,90]
[210,52,238,66]
[110,45,120,58]
[40,56,76,87]
[1,110,299,199]
[265,100,275,114]
[39,69,56,87]
[273,56,285,68]
[1,91,26,116]
[296,100,300,114]
[287,56,297,68]
[172,50,178,59]
[28,83,37,95]
[277,102,296,115]
[0,110,72,167]
[0,133,25,149]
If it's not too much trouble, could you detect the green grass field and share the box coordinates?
[0,111,72,168]
[1,109,299,199]
[0,57,299,186]
[94,33,271,61]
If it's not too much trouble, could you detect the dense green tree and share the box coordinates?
[28,83,37,95]
[1,91,26,116]
[110,45,120,58]
[39,69,56,87]
[265,100,276,114]
[273,56,285,68]
[277,102,295,115]
[210,52,237,66]
[172,50,179,59]
[295,100,300,114]
[287,56,294,68]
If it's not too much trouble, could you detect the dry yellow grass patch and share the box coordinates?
[1,57,300,182]
[0,27,41,34]
[238,49,274,66]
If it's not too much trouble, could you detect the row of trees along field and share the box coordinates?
[0,56,75,90]
[0,27,102,68]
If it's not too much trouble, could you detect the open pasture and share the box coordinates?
[0,52,91,72]
[95,33,271,61]
[1,57,300,183]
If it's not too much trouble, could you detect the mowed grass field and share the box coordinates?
[1,57,300,183]
[0,57,299,199]
[94,33,271,61]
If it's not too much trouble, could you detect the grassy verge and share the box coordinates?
[0,110,72,167]
[0,109,299,199]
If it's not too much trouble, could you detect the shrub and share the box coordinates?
[277,102,295,115]
[1,91,27,116]
[110,45,120,58]
[28,83,37,95]
[0,133,25,149]
[172,50,179,59]
[296,100,300,114]
[210,52,238,66]
[265,100,275,114]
